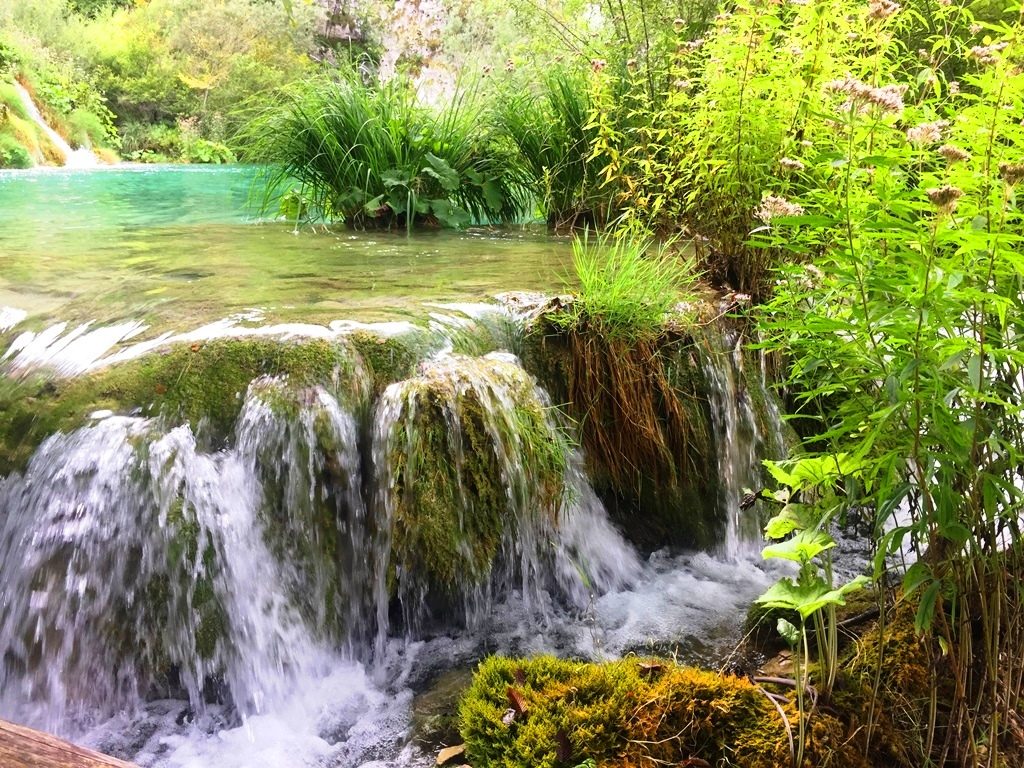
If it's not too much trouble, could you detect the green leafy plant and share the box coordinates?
[495,68,609,229]
[240,70,528,231]
[756,454,871,766]
[757,2,1024,764]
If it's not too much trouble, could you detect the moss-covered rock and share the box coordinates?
[832,607,933,767]
[241,374,369,642]
[459,655,870,768]
[347,327,437,394]
[379,354,567,610]
[0,336,362,474]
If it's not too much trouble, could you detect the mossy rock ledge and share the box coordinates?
[378,353,568,619]
[0,336,363,475]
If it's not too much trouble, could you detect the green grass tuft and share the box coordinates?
[552,232,697,341]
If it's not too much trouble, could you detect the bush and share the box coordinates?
[0,131,32,168]
[241,71,529,229]
[495,69,607,228]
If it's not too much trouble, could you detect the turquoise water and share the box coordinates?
[0,164,572,330]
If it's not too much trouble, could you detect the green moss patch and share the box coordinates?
[0,336,360,474]
[347,327,437,393]
[460,655,869,768]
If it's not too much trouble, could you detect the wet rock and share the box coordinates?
[411,668,474,751]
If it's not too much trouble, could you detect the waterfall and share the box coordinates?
[0,315,790,765]
[11,83,100,169]
[0,346,642,739]
[702,324,784,561]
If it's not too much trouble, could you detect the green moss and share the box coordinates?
[459,655,870,768]
[347,327,436,392]
[0,337,359,475]
[832,607,933,766]
[244,375,360,640]
[386,356,566,603]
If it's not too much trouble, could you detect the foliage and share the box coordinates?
[551,232,696,341]
[756,455,871,764]
[0,0,318,163]
[241,70,529,229]
[495,69,607,228]
[757,1,1024,764]
[0,131,32,168]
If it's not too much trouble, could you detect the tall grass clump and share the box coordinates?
[495,70,608,229]
[552,232,695,340]
[240,71,529,230]
[546,232,710,515]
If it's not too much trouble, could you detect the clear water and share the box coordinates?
[0,166,789,768]
[0,165,573,331]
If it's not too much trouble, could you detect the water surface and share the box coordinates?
[0,165,572,332]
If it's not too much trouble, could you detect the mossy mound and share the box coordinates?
[0,337,361,475]
[520,322,720,550]
[832,608,933,766]
[379,354,567,609]
[459,655,870,768]
[347,326,438,393]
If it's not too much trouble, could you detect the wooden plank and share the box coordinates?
[0,718,137,768]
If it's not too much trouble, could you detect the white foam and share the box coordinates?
[0,306,27,332]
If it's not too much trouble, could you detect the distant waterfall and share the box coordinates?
[12,82,100,169]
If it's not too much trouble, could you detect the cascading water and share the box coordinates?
[0,310,789,767]
[12,83,101,169]
[702,323,781,560]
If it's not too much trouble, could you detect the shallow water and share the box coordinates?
[0,165,573,331]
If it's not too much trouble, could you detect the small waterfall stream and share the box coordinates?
[0,311,788,767]
[11,83,100,168]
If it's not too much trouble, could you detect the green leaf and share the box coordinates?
[430,199,471,228]
[968,354,982,390]
[482,180,504,211]
[381,169,411,189]
[762,529,836,564]
[423,153,460,192]
[915,580,943,635]
[756,575,868,620]
[777,618,800,646]
[764,504,813,539]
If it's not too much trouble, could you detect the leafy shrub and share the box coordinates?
[0,131,32,168]
[66,107,106,148]
[241,71,528,229]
